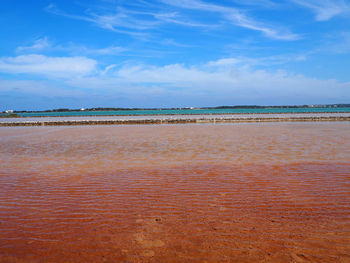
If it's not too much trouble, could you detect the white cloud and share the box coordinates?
[230,0,278,8]
[45,4,148,37]
[1,54,349,105]
[17,37,127,56]
[17,37,51,52]
[0,55,97,78]
[160,39,193,47]
[46,1,298,40]
[45,3,206,38]
[92,9,160,31]
[82,45,127,55]
[226,14,298,40]
[159,0,299,40]
[331,32,350,53]
[63,58,350,105]
[153,12,211,27]
[206,58,242,67]
[316,31,350,54]
[206,55,307,68]
[114,63,217,84]
[291,0,350,21]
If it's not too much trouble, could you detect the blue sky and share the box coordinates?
[1,0,350,110]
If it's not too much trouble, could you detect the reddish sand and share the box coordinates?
[0,123,349,262]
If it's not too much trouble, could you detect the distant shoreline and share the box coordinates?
[1,110,350,118]
[2,104,350,115]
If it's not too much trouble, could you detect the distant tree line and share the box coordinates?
[3,104,350,113]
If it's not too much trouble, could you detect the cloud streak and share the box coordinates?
[45,4,149,37]
[46,1,298,40]
[16,37,128,56]
[291,0,350,21]
[0,55,97,78]
[159,0,299,40]
[45,2,209,39]
[17,37,51,52]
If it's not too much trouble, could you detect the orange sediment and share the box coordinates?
[0,123,349,262]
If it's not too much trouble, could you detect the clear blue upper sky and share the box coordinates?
[1,0,350,110]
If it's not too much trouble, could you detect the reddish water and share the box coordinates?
[0,123,350,262]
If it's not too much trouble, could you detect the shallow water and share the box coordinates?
[0,123,350,262]
[10,106,350,117]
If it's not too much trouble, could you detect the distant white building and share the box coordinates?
[80,108,85,111]
[5,110,14,113]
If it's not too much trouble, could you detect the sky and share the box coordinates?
[1,0,350,110]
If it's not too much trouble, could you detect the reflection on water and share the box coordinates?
[0,123,350,262]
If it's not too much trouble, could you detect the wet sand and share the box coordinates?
[0,123,350,262]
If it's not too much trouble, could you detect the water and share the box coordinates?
[10,107,350,117]
[0,123,349,262]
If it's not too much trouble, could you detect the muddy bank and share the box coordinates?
[1,116,350,126]
[1,123,349,262]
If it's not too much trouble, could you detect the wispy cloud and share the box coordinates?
[226,13,298,40]
[78,45,127,55]
[331,32,350,53]
[230,0,278,8]
[291,0,350,21]
[112,6,212,28]
[159,0,299,40]
[153,12,212,27]
[16,37,127,56]
[17,37,51,52]
[318,31,350,54]
[91,8,161,31]
[206,55,307,69]
[0,55,97,78]
[46,1,298,40]
[160,38,194,47]
[45,2,209,39]
[45,4,149,37]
